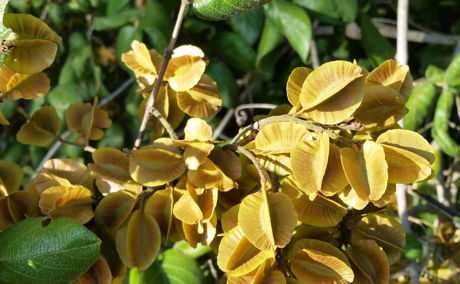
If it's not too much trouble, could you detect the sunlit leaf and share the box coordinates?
[221,204,239,233]
[129,147,186,187]
[182,213,217,248]
[176,75,222,118]
[16,106,61,147]
[116,210,161,270]
[4,13,61,74]
[291,133,329,196]
[39,185,94,224]
[89,148,142,194]
[217,226,275,277]
[0,160,23,197]
[227,258,275,284]
[121,40,158,88]
[239,191,297,250]
[289,238,354,283]
[166,45,207,92]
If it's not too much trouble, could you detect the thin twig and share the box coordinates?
[149,107,178,140]
[408,187,460,219]
[234,103,277,126]
[55,135,96,153]
[229,124,253,145]
[310,20,320,69]
[237,146,271,190]
[133,0,192,149]
[212,108,234,140]
[98,78,134,107]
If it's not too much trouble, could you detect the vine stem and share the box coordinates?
[133,0,193,149]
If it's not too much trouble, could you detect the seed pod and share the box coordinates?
[193,0,271,21]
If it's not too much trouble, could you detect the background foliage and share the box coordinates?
[0,0,459,283]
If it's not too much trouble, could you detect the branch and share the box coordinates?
[213,108,234,140]
[234,103,277,126]
[237,146,271,191]
[396,0,409,65]
[149,107,178,140]
[133,0,192,149]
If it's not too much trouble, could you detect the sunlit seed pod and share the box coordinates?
[76,256,113,284]
[182,214,217,248]
[345,239,390,284]
[89,148,142,195]
[173,190,203,225]
[255,152,291,176]
[291,133,330,197]
[298,60,365,124]
[121,40,159,89]
[3,13,62,74]
[340,141,388,202]
[253,122,310,155]
[16,106,62,147]
[187,158,235,192]
[353,85,408,131]
[217,226,275,277]
[238,191,297,250]
[289,239,354,284]
[165,45,207,92]
[221,204,240,233]
[115,210,161,270]
[349,213,405,264]
[165,87,186,130]
[0,65,50,100]
[66,101,112,144]
[321,143,349,196]
[287,67,313,108]
[34,158,94,195]
[0,160,23,197]
[338,186,369,210]
[226,258,276,284]
[143,186,174,238]
[176,74,222,118]
[208,146,242,180]
[94,190,137,231]
[129,147,186,187]
[39,185,94,224]
[365,59,413,102]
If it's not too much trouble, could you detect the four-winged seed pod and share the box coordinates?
[0,24,436,282]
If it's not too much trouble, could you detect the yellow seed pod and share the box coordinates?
[115,210,161,270]
[94,190,137,231]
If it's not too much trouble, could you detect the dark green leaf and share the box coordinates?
[229,7,264,45]
[404,82,437,131]
[207,60,239,108]
[212,32,256,71]
[139,2,171,52]
[294,0,358,23]
[116,25,143,62]
[106,0,130,15]
[266,0,312,63]
[130,249,203,284]
[432,87,460,157]
[0,217,100,284]
[445,53,460,87]
[360,14,395,67]
[93,9,142,31]
[404,234,423,260]
[256,16,283,70]
[47,83,84,114]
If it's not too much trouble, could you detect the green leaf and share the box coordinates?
[229,7,264,45]
[212,32,256,71]
[173,240,212,259]
[266,0,312,63]
[116,25,143,62]
[206,60,239,108]
[445,53,460,87]
[0,217,100,284]
[404,234,423,260]
[47,83,84,115]
[193,0,271,21]
[432,87,460,157]
[93,9,142,31]
[130,249,203,284]
[294,0,358,23]
[425,65,445,83]
[256,16,283,70]
[106,0,130,15]
[360,14,395,67]
[404,82,437,131]
[139,2,171,51]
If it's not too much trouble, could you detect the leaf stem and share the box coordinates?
[133,0,192,149]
